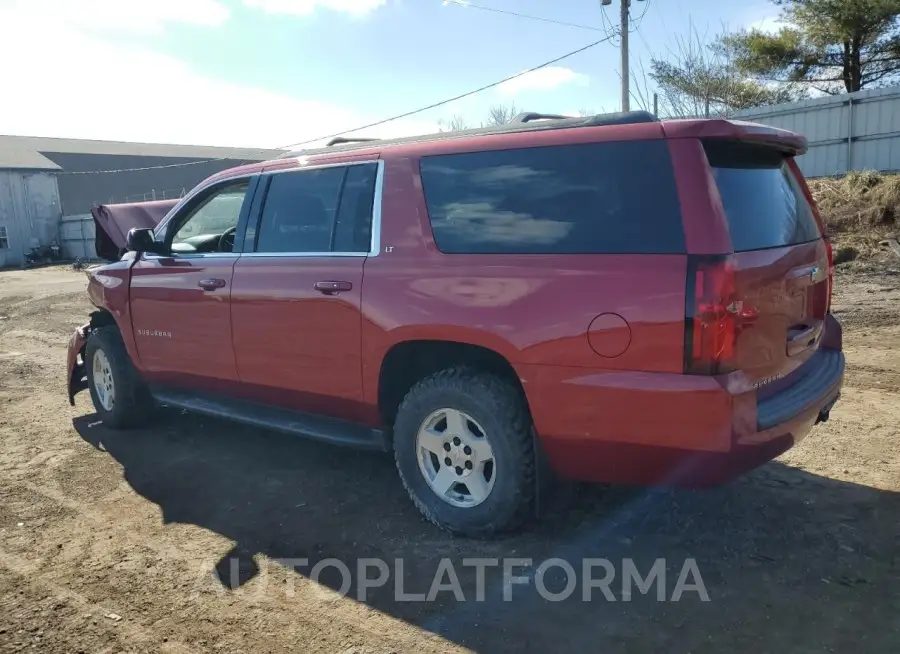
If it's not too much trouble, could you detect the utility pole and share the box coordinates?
[620,0,630,112]
[603,0,646,113]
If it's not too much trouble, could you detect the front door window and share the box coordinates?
[169,182,249,254]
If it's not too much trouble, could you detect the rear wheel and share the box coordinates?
[393,368,535,537]
[85,326,154,429]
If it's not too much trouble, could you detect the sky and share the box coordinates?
[0,0,784,149]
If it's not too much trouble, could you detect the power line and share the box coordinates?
[281,36,611,150]
[629,0,652,29]
[442,0,602,32]
[60,35,613,175]
[634,22,652,51]
[599,3,620,46]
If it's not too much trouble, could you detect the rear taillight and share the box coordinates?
[822,235,834,313]
[685,255,737,375]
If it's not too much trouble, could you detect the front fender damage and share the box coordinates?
[68,310,121,404]
[67,322,90,405]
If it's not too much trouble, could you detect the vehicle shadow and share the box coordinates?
[73,411,900,653]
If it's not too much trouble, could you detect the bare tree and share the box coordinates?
[437,114,470,132]
[438,102,590,131]
[484,103,522,126]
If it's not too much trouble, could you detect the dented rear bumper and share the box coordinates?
[67,323,89,405]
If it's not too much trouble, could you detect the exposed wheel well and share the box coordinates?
[89,309,117,331]
[378,340,527,426]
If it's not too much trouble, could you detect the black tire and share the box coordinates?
[84,325,154,429]
[393,368,535,537]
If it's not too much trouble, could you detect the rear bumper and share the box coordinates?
[523,328,845,489]
[67,324,89,405]
[756,348,843,431]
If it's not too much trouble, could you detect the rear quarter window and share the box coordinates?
[704,140,821,252]
[419,140,685,254]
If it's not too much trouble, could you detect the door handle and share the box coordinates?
[314,280,352,295]
[786,321,823,356]
[198,278,227,291]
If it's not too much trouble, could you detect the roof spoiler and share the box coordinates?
[661,118,807,155]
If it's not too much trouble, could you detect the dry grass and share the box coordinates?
[808,171,900,267]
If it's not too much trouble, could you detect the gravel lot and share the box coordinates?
[1,263,898,653]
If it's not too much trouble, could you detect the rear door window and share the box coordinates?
[253,163,377,254]
[256,168,344,254]
[333,163,378,253]
[419,140,685,254]
[704,140,821,252]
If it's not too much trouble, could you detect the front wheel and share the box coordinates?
[84,326,154,429]
[393,368,535,537]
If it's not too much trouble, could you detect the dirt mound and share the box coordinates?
[808,172,899,268]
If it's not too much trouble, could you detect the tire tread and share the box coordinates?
[393,367,535,537]
[85,325,154,429]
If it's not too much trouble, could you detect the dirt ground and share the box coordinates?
[0,262,898,653]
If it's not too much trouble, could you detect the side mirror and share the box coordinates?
[126,228,162,254]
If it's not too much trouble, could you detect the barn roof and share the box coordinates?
[0,134,282,171]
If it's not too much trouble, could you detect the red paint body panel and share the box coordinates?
[129,255,239,383]
[65,115,844,492]
[361,251,688,369]
[230,256,371,423]
[731,241,830,387]
[85,261,139,361]
[543,352,841,488]
[667,138,732,255]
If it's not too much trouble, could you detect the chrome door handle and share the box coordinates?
[314,280,352,295]
[198,278,226,291]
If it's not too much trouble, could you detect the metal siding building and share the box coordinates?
[734,87,900,178]
[0,136,281,267]
[0,171,62,268]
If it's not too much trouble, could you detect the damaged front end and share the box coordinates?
[67,322,90,405]
[67,231,140,405]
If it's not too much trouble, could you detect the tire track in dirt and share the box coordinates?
[843,362,900,393]
[3,476,460,654]
[0,544,196,654]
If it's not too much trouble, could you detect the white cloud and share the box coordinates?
[242,0,387,17]
[11,0,231,34]
[496,66,589,97]
[746,16,786,33]
[0,1,437,148]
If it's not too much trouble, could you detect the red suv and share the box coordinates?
[66,111,844,537]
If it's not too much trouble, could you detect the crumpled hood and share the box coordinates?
[91,199,179,261]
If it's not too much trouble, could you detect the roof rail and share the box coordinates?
[285,109,662,159]
[326,136,380,147]
[509,112,572,124]
[581,110,658,127]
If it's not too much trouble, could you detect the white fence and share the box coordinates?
[734,86,900,178]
